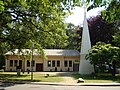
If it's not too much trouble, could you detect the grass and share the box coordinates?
[0,72,63,82]
[0,72,120,83]
[72,73,120,83]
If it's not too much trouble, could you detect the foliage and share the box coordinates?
[87,0,111,11]
[72,73,120,83]
[0,55,5,69]
[66,23,81,50]
[101,0,120,23]
[0,0,71,54]
[76,15,116,46]
[86,42,120,75]
[113,31,120,47]
[0,0,4,13]
[88,15,116,45]
[86,42,120,64]
[0,0,118,54]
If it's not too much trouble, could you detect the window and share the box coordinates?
[69,61,72,67]
[19,60,22,67]
[27,60,30,67]
[10,60,13,67]
[31,60,35,67]
[14,60,18,66]
[48,60,51,67]
[52,60,55,67]
[57,61,60,67]
[64,60,68,67]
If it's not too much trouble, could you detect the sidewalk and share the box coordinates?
[30,82,120,86]
[0,80,120,87]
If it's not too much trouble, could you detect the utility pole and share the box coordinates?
[31,43,34,81]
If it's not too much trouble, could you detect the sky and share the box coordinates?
[66,6,105,26]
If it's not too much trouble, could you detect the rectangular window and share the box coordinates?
[57,61,60,67]
[69,61,72,67]
[14,60,18,66]
[52,60,55,67]
[19,60,22,67]
[27,60,30,67]
[48,60,51,67]
[10,60,13,67]
[64,60,68,67]
[31,60,35,67]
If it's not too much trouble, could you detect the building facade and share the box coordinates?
[5,49,80,72]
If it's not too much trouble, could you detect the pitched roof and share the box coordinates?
[45,49,80,56]
[5,49,80,56]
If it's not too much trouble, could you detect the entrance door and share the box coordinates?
[73,63,79,72]
[36,63,43,71]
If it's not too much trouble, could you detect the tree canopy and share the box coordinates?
[101,0,120,23]
[0,0,71,54]
[76,15,116,48]
[88,15,116,45]
[86,42,120,75]
[86,42,120,64]
[0,0,4,13]
[0,0,119,54]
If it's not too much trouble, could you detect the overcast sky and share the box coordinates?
[66,6,105,26]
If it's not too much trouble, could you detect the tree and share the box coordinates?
[0,0,4,13]
[0,55,5,69]
[65,23,81,50]
[113,31,120,48]
[0,0,71,54]
[76,15,116,46]
[88,15,116,45]
[101,0,120,23]
[86,42,120,76]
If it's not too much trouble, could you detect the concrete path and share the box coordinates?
[35,72,78,83]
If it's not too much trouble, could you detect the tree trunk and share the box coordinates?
[112,61,116,76]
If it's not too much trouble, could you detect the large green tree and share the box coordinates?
[0,0,72,54]
[86,42,120,76]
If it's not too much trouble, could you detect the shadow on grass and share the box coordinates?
[0,73,41,88]
[0,81,16,88]
[72,73,120,83]
[0,74,29,80]
[0,74,26,88]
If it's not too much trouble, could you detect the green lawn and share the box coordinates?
[0,72,63,82]
[72,73,120,83]
[0,72,120,83]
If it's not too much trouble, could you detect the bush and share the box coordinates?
[0,69,4,72]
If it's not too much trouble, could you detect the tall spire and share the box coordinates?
[79,0,94,74]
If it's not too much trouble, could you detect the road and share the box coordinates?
[1,84,120,90]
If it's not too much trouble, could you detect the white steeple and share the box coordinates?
[79,1,94,74]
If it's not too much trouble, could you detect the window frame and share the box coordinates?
[64,60,68,67]
[69,61,72,67]
[19,60,22,67]
[10,60,13,67]
[57,60,60,67]
[27,60,30,67]
[14,60,18,66]
[31,60,35,67]
[52,60,55,67]
[48,60,51,67]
